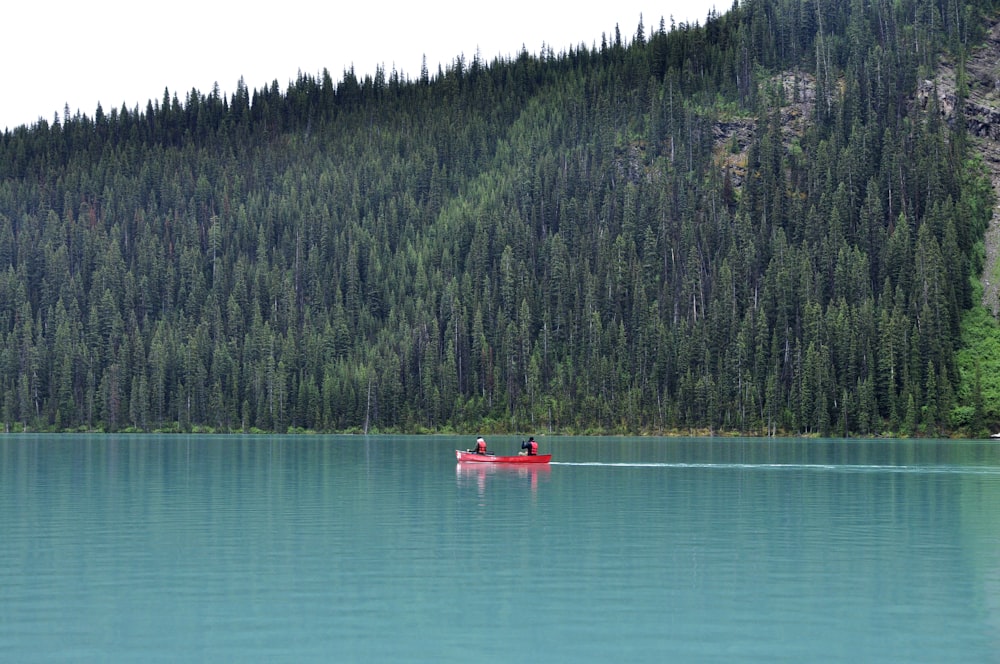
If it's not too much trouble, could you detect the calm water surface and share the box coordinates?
[2,434,999,662]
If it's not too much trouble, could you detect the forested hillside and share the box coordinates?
[1,0,998,436]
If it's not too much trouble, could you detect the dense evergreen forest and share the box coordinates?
[2,0,999,436]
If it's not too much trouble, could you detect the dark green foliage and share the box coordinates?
[1,0,998,435]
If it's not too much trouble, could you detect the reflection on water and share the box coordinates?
[2,434,999,663]
[456,462,552,496]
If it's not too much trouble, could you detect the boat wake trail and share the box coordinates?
[549,462,1000,475]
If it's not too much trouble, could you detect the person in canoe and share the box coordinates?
[469,437,488,455]
[520,436,538,456]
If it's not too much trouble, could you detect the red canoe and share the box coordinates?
[455,450,552,464]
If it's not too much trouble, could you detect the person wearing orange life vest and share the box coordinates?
[520,436,538,456]
[471,437,488,454]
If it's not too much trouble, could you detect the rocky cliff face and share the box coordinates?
[712,71,816,189]
[925,20,1000,139]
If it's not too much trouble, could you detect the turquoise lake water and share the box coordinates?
[2,434,999,662]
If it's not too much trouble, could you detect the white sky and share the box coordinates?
[2,1,723,132]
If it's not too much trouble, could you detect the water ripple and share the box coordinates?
[550,461,1000,474]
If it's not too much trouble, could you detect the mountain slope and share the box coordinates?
[0,0,997,436]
